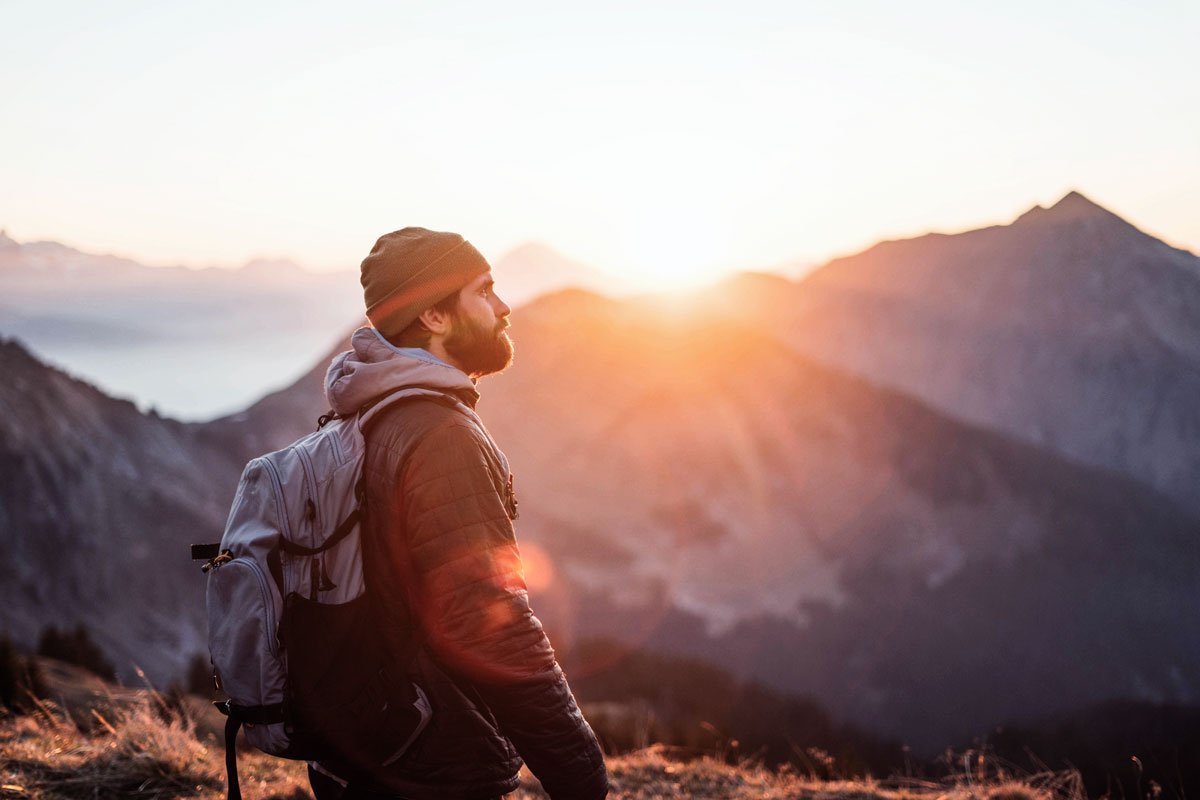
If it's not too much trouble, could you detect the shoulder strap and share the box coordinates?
[358,387,459,430]
[357,385,514,506]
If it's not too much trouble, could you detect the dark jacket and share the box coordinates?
[321,328,608,800]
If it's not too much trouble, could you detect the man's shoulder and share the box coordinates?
[367,394,459,435]
[364,394,482,454]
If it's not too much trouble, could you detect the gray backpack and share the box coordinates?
[193,389,451,800]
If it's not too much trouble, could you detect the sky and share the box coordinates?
[4,0,1198,289]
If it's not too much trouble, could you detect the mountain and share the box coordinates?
[193,288,1200,750]
[0,338,241,685]
[697,191,1200,516]
[0,232,620,419]
[7,194,1199,752]
[0,231,366,419]
[490,242,615,306]
[196,330,352,462]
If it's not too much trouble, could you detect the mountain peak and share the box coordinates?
[1015,190,1122,226]
[1049,190,1109,217]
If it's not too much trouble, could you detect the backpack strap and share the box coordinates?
[214,700,287,800]
[357,387,457,430]
[223,714,241,800]
[359,388,511,484]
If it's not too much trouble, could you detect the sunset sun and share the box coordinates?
[614,207,737,292]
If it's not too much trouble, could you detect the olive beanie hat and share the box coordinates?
[360,227,491,339]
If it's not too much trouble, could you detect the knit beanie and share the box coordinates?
[360,227,491,339]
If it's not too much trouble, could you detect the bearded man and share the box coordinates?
[312,228,608,799]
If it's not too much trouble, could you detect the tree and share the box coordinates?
[37,623,117,683]
[0,633,46,712]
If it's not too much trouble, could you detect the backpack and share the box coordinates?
[191,388,449,800]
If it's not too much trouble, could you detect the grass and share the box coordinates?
[0,663,1085,800]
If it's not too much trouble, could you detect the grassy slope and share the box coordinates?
[0,684,1082,800]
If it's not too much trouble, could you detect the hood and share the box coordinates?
[324,327,479,416]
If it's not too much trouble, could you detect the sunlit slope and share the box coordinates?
[703,191,1200,515]
[460,289,1198,748]
[210,284,1198,644]
[469,290,1195,629]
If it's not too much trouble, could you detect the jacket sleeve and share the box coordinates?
[400,420,609,800]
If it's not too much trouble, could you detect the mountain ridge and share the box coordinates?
[694,190,1200,515]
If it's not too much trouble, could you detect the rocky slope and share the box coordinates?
[0,338,242,684]
[698,191,1200,515]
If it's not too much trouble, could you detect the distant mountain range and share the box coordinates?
[0,231,614,418]
[2,193,1196,755]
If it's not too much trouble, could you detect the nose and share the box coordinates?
[494,294,511,318]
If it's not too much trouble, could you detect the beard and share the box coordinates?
[444,313,514,378]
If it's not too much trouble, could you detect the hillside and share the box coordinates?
[191,289,1200,750]
[0,688,1081,800]
[699,191,1200,515]
[0,338,240,685]
[9,651,1189,799]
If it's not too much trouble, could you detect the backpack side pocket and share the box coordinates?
[207,556,290,755]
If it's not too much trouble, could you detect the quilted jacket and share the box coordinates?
[321,327,609,800]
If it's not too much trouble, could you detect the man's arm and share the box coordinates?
[400,419,609,800]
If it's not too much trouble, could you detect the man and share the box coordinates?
[313,228,609,799]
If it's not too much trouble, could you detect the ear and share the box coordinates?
[416,304,454,335]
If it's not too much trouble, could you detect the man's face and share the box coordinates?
[443,270,513,378]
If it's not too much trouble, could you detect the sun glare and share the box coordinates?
[615,207,736,292]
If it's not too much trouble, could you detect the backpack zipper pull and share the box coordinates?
[505,474,519,520]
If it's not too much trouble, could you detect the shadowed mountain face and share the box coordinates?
[699,192,1200,516]
[0,339,244,683]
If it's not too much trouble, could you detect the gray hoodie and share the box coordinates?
[325,326,479,415]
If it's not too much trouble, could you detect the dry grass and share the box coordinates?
[509,744,1084,800]
[0,694,309,800]
[0,691,1084,800]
